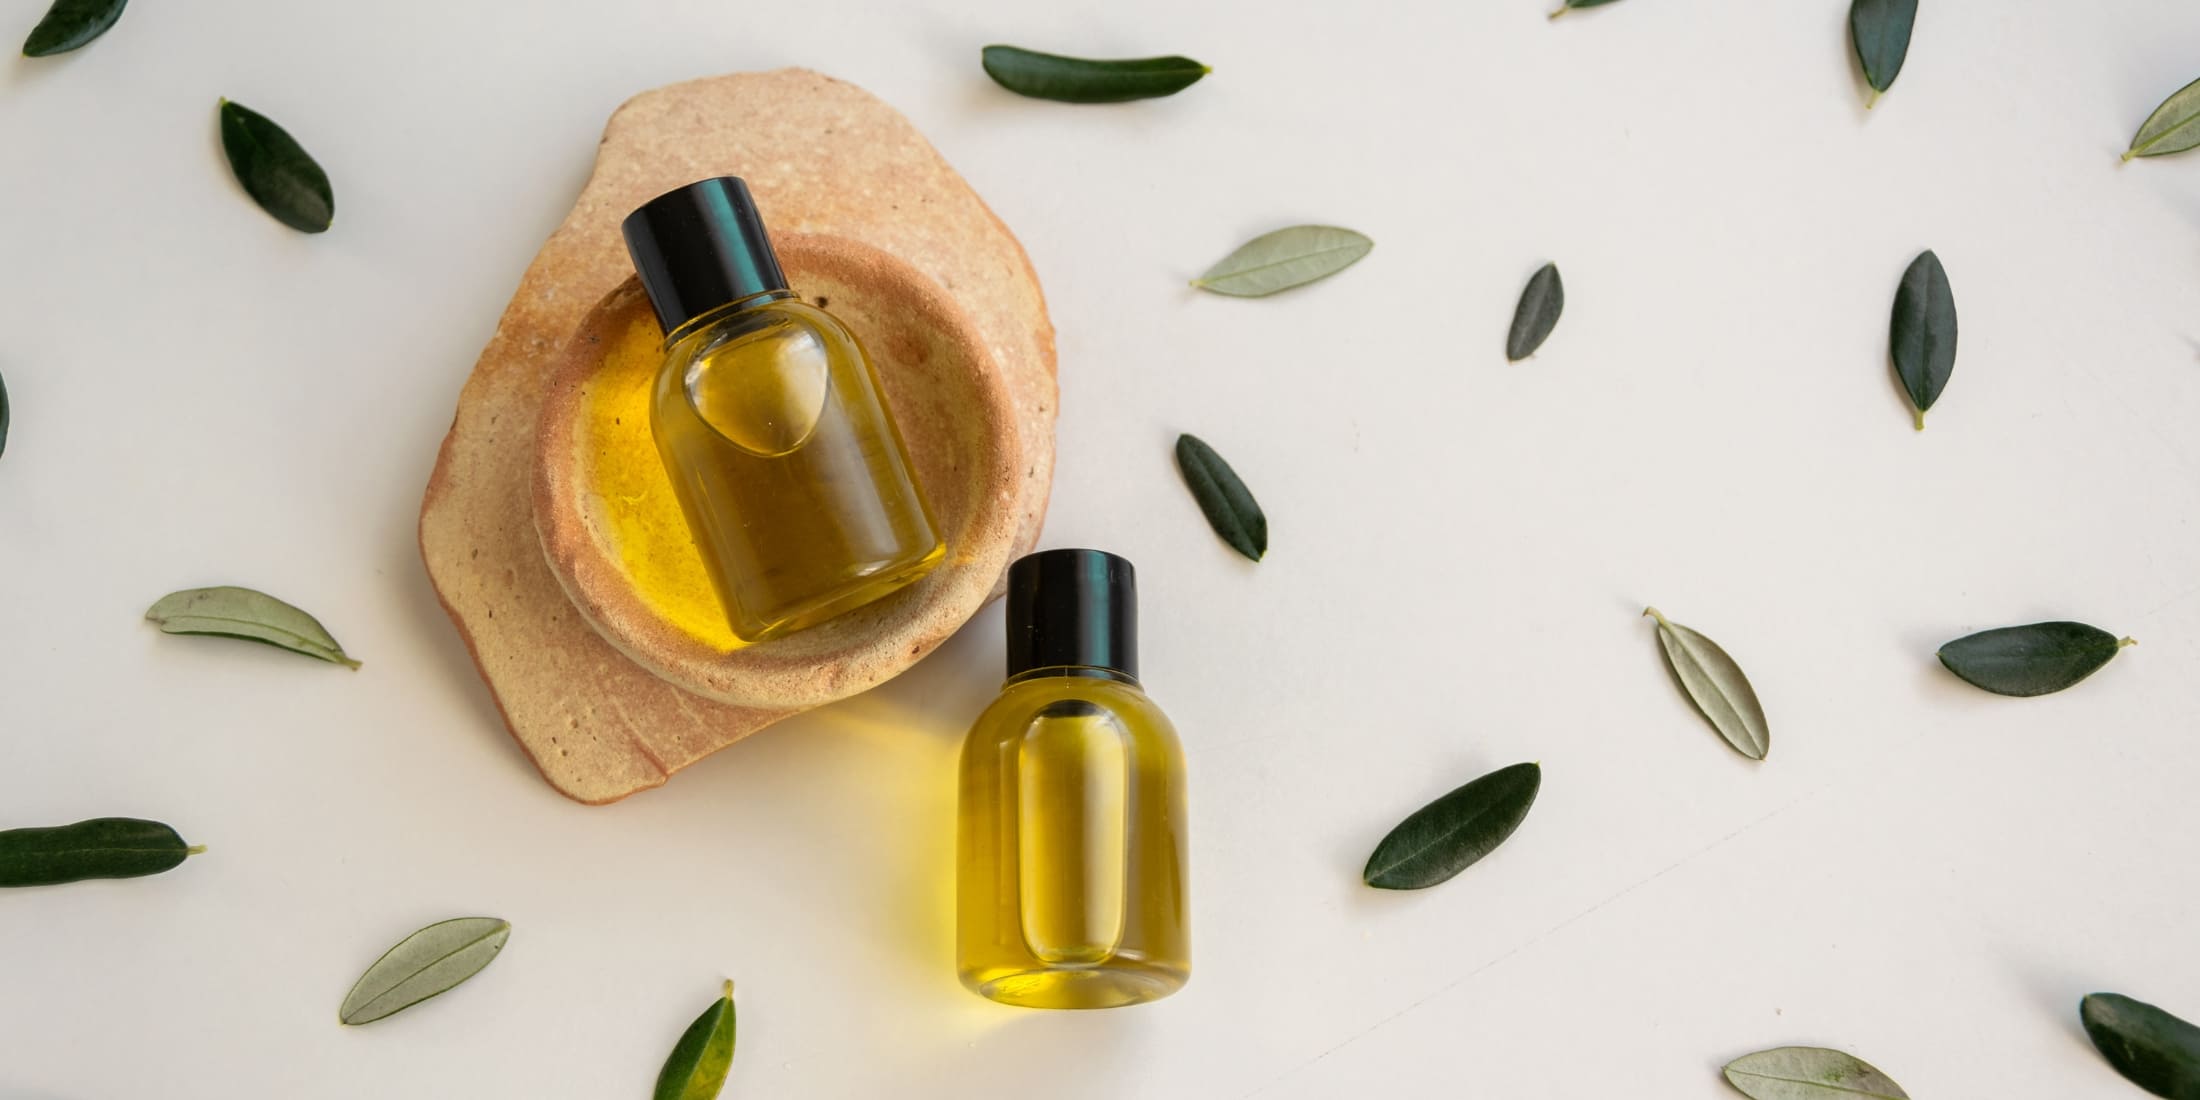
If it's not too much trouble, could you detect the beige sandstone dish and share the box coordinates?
[420,69,1056,804]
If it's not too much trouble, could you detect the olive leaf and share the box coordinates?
[1191,226,1372,298]
[1848,0,1917,105]
[1937,621,2132,697]
[1890,250,1955,430]
[2126,77,2200,161]
[1723,1047,1910,1099]
[981,45,1208,104]
[147,585,361,668]
[1364,762,1540,890]
[339,917,511,1026]
[0,367,10,460]
[1550,0,1625,18]
[654,980,738,1100]
[219,99,334,234]
[2082,993,2200,1099]
[1507,262,1565,361]
[1645,608,1769,760]
[21,0,127,57]
[1174,434,1267,561]
[0,818,201,887]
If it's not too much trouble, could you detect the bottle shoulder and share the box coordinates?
[968,675,1178,739]
[658,296,853,370]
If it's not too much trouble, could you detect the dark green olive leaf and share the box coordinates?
[1889,250,1955,430]
[340,917,510,1025]
[1550,0,1626,18]
[147,585,361,668]
[1848,0,1916,103]
[981,45,1207,104]
[1192,225,1372,298]
[1645,608,1769,761]
[1507,262,1565,361]
[1723,1047,1910,1100]
[1936,621,2131,697]
[1174,434,1267,561]
[2127,77,2200,161]
[0,818,201,887]
[2083,993,2200,1099]
[1364,762,1540,890]
[218,99,333,234]
[22,0,126,57]
[0,367,10,459]
[655,980,738,1100]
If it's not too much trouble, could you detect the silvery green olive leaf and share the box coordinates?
[1507,262,1565,361]
[1937,621,2132,697]
[2127,77,2200,161]
[981,45,1208,104]
[22,0,126,57]
[219,99,334,234]
[1191,226,1372,298]
[147,585,361,668]
[1890,250,1955,430]
[1364,762,1539,890]
[1723,1047,1910,1100]
[655,980,738,1100]
[339,917,511,1025]
[1550,0,1625,18]
[1848,0,1916,103]
[1175,434,1267,561]
[0,818,202,887]
[2082,993,2200,1099]
[1645,608,1769,760]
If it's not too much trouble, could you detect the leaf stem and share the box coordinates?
[1866,88,1880,110]
[2119,637,2138,648]
[1642,606,1670,628]
[1912,407,1926,431]
[1548,4,1569,19]
[722,978,735,998]
[185,845,207,856]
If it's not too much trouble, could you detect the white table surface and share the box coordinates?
[6,1,2200,1095]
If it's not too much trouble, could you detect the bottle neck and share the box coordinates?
[662,287,796,345]
[1005,665,1140,689]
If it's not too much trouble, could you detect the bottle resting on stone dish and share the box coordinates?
[621,176,943,643]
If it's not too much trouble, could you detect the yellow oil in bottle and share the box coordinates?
[959,673,1189,1008]
[651,293,942,642]
[625,176,943,643]
[957,550,1189,1009]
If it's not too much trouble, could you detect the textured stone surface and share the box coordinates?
[419,70,1055,804]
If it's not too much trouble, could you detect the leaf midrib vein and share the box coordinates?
[1727,1069,1905,1100]
[1202,243,1368,285]
[350,928,505,1018]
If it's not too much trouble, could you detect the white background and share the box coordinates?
[4,1,2199,1096]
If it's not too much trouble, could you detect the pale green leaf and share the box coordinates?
[339,917,511,1025]
[1191,226,1371,298]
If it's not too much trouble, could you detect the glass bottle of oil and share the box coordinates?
[957,549,1189,1009]
[621,177,943,643]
